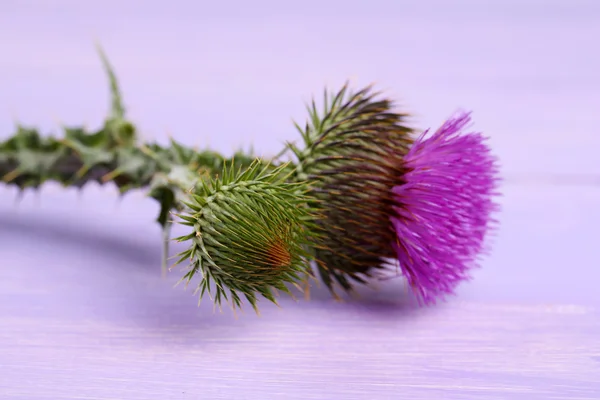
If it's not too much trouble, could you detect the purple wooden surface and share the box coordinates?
[1,1,600,399]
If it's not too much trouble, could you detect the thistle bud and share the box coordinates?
[173,161,315,312]
[289,84,414,293]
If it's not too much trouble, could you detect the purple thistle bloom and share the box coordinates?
[390,111,501,305]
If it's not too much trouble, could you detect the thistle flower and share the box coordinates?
[312,111,500,303]
[389,111,500,304]
[290,84,500,303]
[173,160,317,312]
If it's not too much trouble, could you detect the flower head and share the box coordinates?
[390,111,500,304]
[288,84,500,303]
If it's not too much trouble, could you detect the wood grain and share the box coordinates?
[1,183,599,399]
[1,301,598,399]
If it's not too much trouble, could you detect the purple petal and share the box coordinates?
[390,111,501,305]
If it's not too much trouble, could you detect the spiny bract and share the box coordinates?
[288,83,414,295]
[172,160,318,313]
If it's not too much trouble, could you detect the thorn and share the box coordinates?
[231,302,239,319]
[101,169,121,183]
[303,277,311,301]
[161,223,171,279]
[13,188,25,206]
[139,144,151,153]
[2,169,22,183]
[75,165,90,179]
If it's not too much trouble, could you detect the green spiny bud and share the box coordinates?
[173,160,317,313]
[289,83,414,295]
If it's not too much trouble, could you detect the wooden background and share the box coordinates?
[1,0,599,398]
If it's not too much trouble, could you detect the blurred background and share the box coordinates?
[1,0,599,398]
